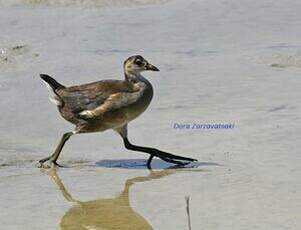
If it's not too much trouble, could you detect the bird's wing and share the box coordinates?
[58,80,143,115]
[83,88,144,117]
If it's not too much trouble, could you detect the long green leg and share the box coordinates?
[39,132,73,167]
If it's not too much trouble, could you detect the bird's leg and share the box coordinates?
[123,137,197,168]
[146,155,154,169]
[39,132,74,167]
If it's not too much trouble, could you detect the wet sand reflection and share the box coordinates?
[48,169,182,230]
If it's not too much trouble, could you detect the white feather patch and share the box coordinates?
[42,80,62,106]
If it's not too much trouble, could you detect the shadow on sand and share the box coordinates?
[95,158,220,169]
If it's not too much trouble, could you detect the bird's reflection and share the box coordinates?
[48,168,186,230]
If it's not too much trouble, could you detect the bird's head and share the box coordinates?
[123,55,159,77]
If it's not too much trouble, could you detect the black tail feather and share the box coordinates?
[40,74,65,91]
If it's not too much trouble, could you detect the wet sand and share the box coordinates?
[1,0,301,229]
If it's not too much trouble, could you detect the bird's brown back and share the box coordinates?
[56,79,139,126]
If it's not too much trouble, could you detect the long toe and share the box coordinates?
[162,157,187,165]
[39,157,51,164]
[183,156,198,162]
[38,158,64,168]
[53,161,65,168]
[158,152,197,162]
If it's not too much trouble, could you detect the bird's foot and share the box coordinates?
[161,157,196,166]
[146,154,197,169]
[38,157,64,168]
[155,152,197,165]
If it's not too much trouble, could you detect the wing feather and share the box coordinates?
[57,80,144,115]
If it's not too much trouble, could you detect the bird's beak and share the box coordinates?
[146,63,159,71]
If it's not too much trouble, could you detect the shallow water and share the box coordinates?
[0,0,301,229]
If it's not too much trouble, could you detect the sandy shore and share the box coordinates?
[0,0,301,229]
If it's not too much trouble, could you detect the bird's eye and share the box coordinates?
[135,60,142,65]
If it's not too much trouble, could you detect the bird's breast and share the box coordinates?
[124,80,153,121]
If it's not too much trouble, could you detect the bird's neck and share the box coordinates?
[124,71,149,85]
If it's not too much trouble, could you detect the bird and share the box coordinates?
[39,55,197,168]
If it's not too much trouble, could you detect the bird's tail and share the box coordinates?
[40,74,65,106]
